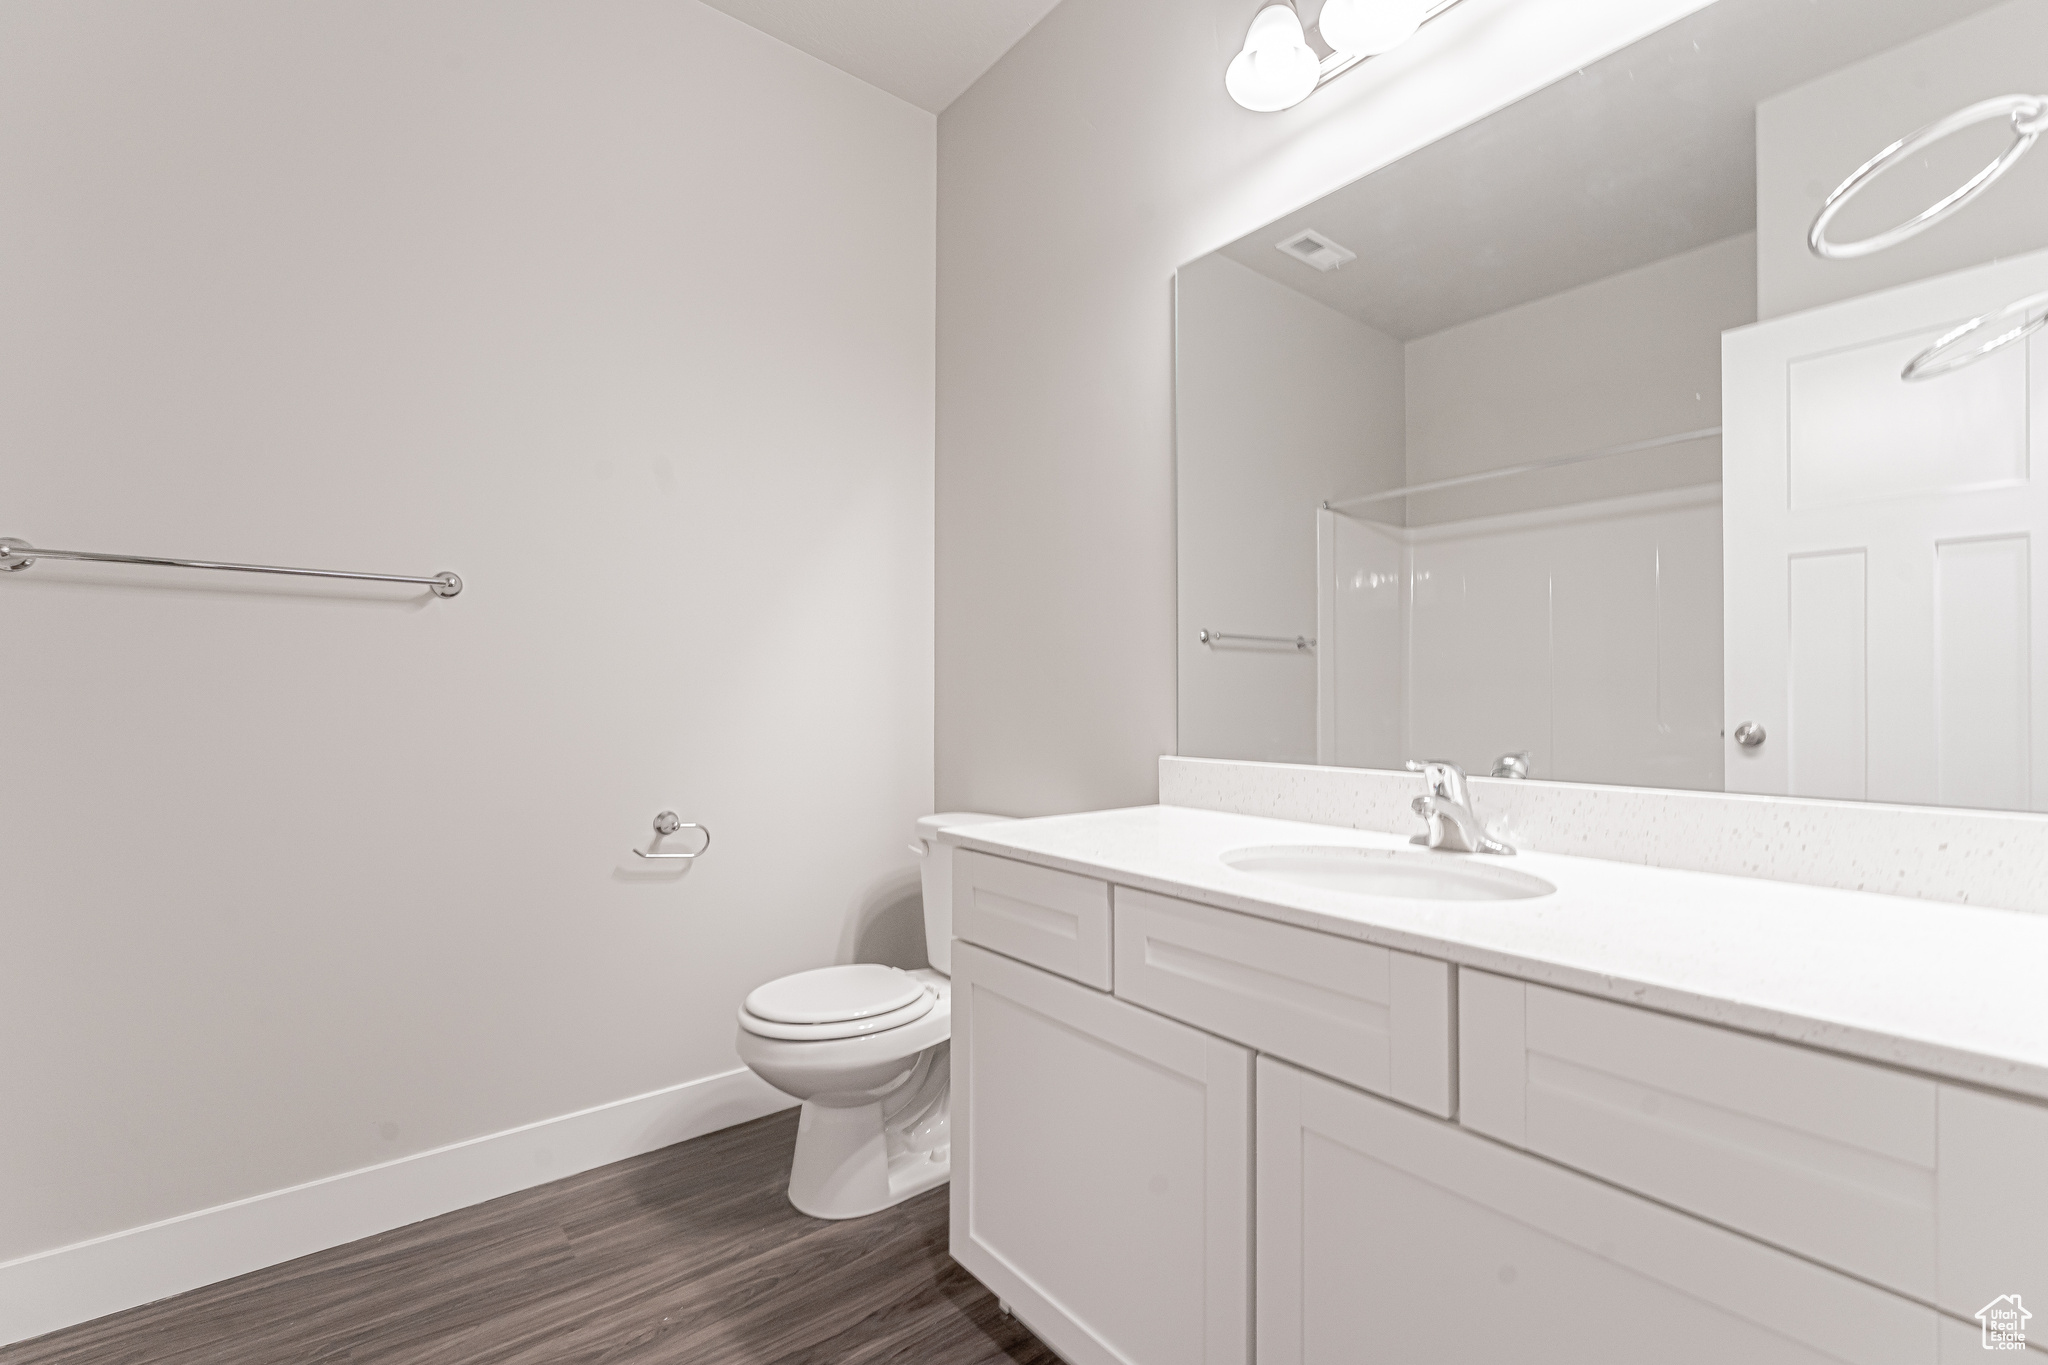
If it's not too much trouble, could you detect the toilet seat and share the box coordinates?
[736,974,951,1073]
[739,989,934,1040]
[746,964,926,1024]
[739,964,936,1041]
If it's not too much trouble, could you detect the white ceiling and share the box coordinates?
[700,0,1066,112]
[1216,0,2010,340]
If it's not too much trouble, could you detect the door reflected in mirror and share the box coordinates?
[1175,0,2048,814]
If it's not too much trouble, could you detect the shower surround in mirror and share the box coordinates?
[1176,0,2048,813]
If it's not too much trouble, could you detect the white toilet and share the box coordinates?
[736,812,1009,1220]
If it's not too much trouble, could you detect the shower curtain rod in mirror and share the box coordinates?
[1322,426,1723,512]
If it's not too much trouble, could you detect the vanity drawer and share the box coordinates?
[1114,888,1453,1117]
[953,850,1113,990]
[1459,970,2048,1321]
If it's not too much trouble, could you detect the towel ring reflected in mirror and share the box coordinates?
[1808,93,2048,261]
[1902,288,2048,380]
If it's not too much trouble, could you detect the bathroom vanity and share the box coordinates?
[965,2,2048,1352]
[942,800,2048,1365]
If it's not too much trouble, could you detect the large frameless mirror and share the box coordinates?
[1175,0,2048,812]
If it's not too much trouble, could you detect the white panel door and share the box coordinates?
[950,942,1252,1365]
[1725,245,2048,809]
[1256,1056,1938,1365]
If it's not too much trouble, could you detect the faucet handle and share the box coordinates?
[1490,751,1531,780]
[1410,793,1444,849]
[1405,758,1470,804]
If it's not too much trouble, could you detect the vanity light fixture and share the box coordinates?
[1317,0,1424,58]
[1225,4,1322,113]
[1227,0,1462,112]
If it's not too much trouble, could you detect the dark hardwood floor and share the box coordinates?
[2,1111,1059,1365]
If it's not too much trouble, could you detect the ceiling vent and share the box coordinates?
[1276,229,1357,272]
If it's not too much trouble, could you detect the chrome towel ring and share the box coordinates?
[634,810,711,861]
[1903,288,2048,381]
[1809,94,2048,261]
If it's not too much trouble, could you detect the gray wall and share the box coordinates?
[1403,233,1756,524]
[0,0,934,1264]
[1175,254,1404,763]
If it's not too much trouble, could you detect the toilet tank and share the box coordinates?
[914,812,1011,975]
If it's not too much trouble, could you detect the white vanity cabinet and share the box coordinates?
[948,844,2048,1364]
[949,939,1253,1365]
[1256,1056,1939,1365]
[953,848,1113,988]
[1112,887,1454,1115]
[1459,969,2048,1327]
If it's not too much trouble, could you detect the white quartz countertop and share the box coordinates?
[942,804,2048,1102]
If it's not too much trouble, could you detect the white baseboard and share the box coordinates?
[0,1067,795,1348]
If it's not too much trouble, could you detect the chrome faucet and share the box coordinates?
[1406,759,1515,856]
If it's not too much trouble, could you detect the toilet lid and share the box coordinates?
[738,988,936,1041]
[744,964,926,1025]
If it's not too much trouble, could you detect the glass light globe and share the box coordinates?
[1225,4,1321,113]
[1317,0,1423,57]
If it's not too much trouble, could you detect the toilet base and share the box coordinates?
[787,1043,951,1220]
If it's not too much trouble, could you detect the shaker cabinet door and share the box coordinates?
[1459,969,2048,1322]
[1256,1056,1937,1365]
[950,941,1252,1365]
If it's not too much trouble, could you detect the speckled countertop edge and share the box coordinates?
[1160,756,2048,914]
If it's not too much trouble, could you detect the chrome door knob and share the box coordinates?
[1733,722,1766,748]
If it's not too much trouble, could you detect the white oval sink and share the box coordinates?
[1222,845,1556,902]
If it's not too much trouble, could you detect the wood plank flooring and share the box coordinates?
[2,1110,1059,1365]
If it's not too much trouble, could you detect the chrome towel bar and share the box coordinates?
[1199,629,1315,651]
[0,536,461,597]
